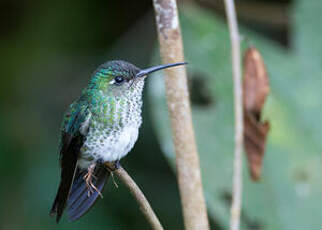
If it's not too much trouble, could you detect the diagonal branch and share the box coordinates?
[105,162,163,230]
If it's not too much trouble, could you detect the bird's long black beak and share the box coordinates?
[136,62,187,78]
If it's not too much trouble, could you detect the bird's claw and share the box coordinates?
[110,172,119,188]
[83,163,103,198]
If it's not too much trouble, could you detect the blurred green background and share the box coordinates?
[1,0,321,229]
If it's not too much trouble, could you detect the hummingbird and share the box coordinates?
[50,60,186,222]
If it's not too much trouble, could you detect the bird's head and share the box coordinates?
[88,60,186,95]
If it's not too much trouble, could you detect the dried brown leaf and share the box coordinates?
[243,47,270,181]
[243,47,270,115]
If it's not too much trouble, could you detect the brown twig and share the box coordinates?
[105,163,163,230]
[152,1,210,230]
[223,0,244,230]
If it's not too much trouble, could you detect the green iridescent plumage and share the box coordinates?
[50,60,187,223]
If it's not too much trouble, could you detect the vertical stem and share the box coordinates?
[223,1,244,230]
[152,1,210,230]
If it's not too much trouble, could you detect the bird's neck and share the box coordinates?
[85,80,145,125]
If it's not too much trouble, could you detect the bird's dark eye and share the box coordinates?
[114,76,124,85]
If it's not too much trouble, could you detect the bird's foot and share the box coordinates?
[104,160,120,188]
[104,160,121,171]
[110,172,119,188]
[83,163,103,198]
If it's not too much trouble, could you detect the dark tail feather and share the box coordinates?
[50,158,77,223]
[67,166,110,221]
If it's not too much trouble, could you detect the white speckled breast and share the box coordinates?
[78,80,144,169]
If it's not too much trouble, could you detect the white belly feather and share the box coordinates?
[78,123,140,169]
[78,80,144,169]
[100,125,139,161]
